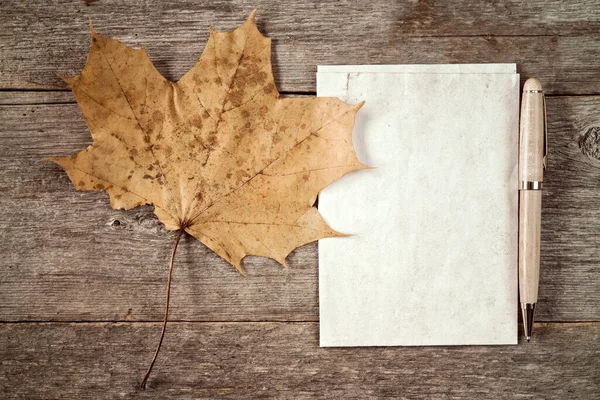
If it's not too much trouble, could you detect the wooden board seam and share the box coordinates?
[0,321,597,327]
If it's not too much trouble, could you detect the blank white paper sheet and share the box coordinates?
[317,64,519,346]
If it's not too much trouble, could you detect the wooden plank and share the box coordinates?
[0,91,74,105]
[0,321,598,399]
[1,96,599,323]
[1,1,600,94]
[542,96,600,321]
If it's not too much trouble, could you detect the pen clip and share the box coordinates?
[542,93,548,169]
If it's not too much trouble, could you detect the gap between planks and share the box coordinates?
[3,90,600,107]
[0,321,597,327]
[0,90,314,106]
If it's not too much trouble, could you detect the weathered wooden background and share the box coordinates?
[1,1,599,398]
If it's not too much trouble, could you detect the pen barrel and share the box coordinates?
[518,84,545,182]
[518,78,545,305]
[519,190,541,303]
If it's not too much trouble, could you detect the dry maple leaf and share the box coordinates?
[48,10,365,387]
[49,10,365,273]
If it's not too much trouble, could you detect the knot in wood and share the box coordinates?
[578,126,600,161]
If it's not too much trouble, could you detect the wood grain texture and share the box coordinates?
[0,95,599,322]
[0,321,598,399]
[541,96,600,321]
[0,91,74,105]
[1,0,600,94]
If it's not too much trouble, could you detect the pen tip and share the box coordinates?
[526,336,531,342]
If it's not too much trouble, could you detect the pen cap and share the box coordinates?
[519,78,545,182]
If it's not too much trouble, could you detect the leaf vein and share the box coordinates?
[188,107,358,225]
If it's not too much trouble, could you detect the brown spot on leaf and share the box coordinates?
[229,91,244,107]
[263,83,275,94]
[152,110,162,121]
[189,114,203,129]
[190,138,203,148]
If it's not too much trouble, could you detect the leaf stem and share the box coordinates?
[140,228,184,389]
